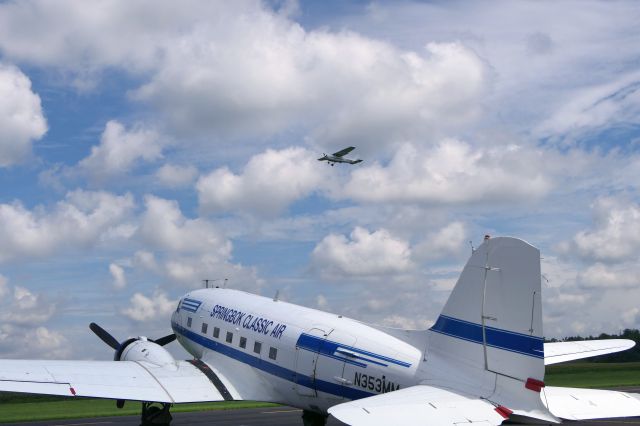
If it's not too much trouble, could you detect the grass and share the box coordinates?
[545,361,640,388]
[0,396,276,423]
[2,363,640,423]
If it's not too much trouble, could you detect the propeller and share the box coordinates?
[89,322,176,350]
[89,322,177,410]
[153,334,177,346]
[89,322,119,350]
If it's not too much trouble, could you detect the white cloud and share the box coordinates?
[0,325,70,359]
[109,263,127,289]
[577,263,640,289]
[569,198,640,263]
[413,221,467,261]
[197,147,326,216]
[338,141,551,204]
[77,120,163,181]
[311,227,413,278]
[0,1,486,144]
[138,195,231,257]
[0,279,56,327]
[537,71,640,142]
[381,314,433,330]
[155,163,197,188]
[0,278,66,358]
[0,190,135,262]
[121,291,177,322]
[0,274,7,298]
[0,63,47,167]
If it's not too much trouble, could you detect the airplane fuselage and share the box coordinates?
[171,288,422,413]
[318,155,362,165]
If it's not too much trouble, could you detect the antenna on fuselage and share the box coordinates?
[203,278,228,289]
[273,290,280,302]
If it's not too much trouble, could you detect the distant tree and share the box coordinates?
[545,328,640,362]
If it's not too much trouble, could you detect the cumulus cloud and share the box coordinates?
[0,274,7,298]
[0,277,66,359]
[0,190,135,262]
[121,290,177,322]
[77,120,163,181]
[413,221,467,261]
[338,140,551,204]
[0,63,47,167]
[577,263,640,289]
[565,197,640,263]
[0,1,486,144]
[109,263,127,289]
[311,227,413,278]
[138,195,231,256]
[0,325,70,359]
[197,147,326,216]
[133,196,262,289]
[155,163,197,188]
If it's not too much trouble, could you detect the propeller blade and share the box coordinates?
[153,333,176,346]
[89,322,120,350]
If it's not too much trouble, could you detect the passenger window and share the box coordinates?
[226,331,233,343]
[239,336,247,349]
[201,323,208,334]
[187,317,192,328]
[213,327,220,338]
[269,347,277,360]
[254,341,262,354]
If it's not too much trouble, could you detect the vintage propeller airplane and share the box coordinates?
[318,146,363,166]
[1,236,639,426]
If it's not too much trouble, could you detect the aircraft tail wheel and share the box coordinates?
[301,410,328,426]
[140,402,173,426]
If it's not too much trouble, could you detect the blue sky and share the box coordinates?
[0,0,640,360]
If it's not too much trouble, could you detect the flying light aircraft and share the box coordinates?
[318,146,363,166]
[1,236,640,426]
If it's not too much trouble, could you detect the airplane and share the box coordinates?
[1,236,640,426]
[318,146,363,166]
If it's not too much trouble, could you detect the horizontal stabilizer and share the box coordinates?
[328,385,508,426]
[544,386,640,420]
[544,339,635,365]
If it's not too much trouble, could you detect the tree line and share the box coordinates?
[546,328,640,362]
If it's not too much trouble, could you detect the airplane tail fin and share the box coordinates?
[427,236,554,421]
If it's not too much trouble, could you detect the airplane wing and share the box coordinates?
[0,359,243,403]
[328,385,509,426]
[544,339,635,365]
[544,386,640,420]
[332,146,355,157]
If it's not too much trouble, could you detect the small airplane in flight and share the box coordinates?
[1,236,640,426]
[318,146,363,166]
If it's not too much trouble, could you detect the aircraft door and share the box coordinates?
[315,329,357,401]
[294,327,327,397]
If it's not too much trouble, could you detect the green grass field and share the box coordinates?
[0,398,276,423]
[545,361,640,388]
[2,362,640,423]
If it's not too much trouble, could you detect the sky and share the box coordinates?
[0,0,640,360]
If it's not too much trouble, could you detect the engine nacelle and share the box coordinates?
[117,337,177,370]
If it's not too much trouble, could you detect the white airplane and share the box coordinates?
[318,146,363,166]
[1,236,639,426]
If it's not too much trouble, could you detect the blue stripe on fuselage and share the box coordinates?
[172,321,376,400]
[430,315,544,358]
[296,333,411,368]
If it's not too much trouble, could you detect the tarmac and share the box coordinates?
[4,389,640,426]
[1,405,640,426]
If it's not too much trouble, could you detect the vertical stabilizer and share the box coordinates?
[426,237,556,422]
